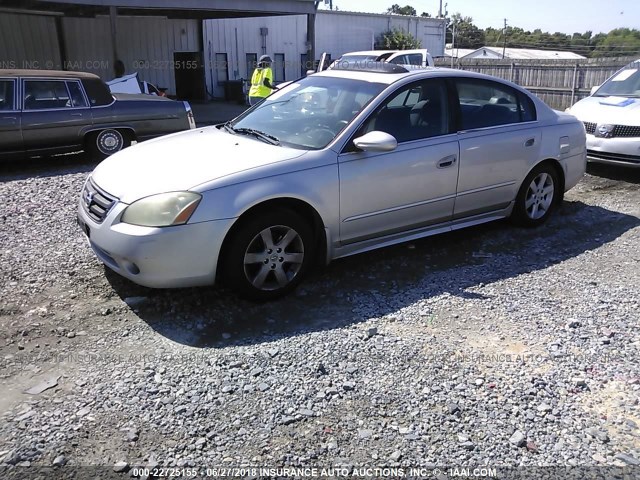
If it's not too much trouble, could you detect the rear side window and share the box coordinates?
[23,80,70,110]
[66,80,89,108]
[455,78,535,129]
[0,79,15,110]
[81,78,114,106]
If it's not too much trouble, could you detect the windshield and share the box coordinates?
[229,76,386,150]
[594,60,640,97]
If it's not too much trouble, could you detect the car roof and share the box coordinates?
[342,51,396,56]
[314,65,519,86]
[0,69,101,80]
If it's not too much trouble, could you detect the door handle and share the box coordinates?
[71,113,83,117]
[524,138,535,147]
[437,155,457,168]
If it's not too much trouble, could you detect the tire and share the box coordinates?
[223,209,315,301]
[88,129,130,159]
[511,163,560,227]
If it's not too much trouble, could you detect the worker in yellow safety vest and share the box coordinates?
[249,55,276,106]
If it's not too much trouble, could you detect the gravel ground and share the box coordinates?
[1,156,640,477]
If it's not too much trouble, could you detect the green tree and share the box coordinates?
[376,28,422,49]
[387,4,417,16]
[449,13,485,49]
[421,12,431,17]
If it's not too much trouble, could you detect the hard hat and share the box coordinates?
[259,55,272,63]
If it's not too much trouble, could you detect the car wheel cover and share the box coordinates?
[243,225,305,291]
[97,130,124,155]
[524,172,554,220]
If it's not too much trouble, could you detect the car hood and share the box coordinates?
[569,96,640,125]
[91,127,306,203]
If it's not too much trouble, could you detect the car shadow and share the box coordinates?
[587,163,640,185]
[0,151,98,181]
[105,199,639,349]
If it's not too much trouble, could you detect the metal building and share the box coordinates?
[203,11,447,97]
[0,2,445,101]
[0,0,317,99]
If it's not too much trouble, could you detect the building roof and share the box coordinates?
[317,9,445,23]
[445,46,586,60]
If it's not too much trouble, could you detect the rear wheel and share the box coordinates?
[223,209,315,301]
[512,163,560,227]
[87,129,131,159]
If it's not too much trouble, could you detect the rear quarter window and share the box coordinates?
[81,78,113,106]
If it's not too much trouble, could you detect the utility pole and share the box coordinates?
[438,0,443,17]
[502,18,508,59]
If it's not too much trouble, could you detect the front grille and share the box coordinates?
[584,121,640,138]
[612,125,640,138]
[587,150,640,164]
[82,178,117,223]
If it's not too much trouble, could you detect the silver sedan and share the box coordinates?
[78,63,586,301]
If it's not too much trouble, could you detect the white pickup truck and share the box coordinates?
[333,49,434,68]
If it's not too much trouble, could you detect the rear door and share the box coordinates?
[338,78,459,244]
[21,78,91,152]
[453,77,540,219]
[0,78,22,155]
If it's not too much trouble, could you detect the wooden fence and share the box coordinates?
[434,56,637,110]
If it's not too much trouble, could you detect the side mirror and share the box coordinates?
[590,85,600,96]
[353,131,398,152]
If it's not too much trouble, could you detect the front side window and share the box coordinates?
[361,79,450,143]
[229,76,386,150]
[0,80,15,110]
[23,80,70,110]
[455,78,531,129]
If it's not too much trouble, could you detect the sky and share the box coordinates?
[318,0,640,34]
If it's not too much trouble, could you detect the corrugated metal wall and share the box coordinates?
[64,16,200,93]
[203,15,306,97]
[315,12,445,59]
[0,13,61,70]
[1,13,199,95]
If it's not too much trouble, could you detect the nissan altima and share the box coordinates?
[78,62,586,301]
[567,58,640,167]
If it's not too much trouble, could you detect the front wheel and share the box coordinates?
[222,209,315,301]
[511,164,560,227]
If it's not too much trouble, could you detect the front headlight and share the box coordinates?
[121,192,201,227]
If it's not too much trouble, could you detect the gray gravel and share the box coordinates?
[1,158,640,473]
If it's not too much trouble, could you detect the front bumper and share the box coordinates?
[77,200,236,288]
[586,134,640,167]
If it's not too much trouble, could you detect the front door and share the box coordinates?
[338,79,459,244]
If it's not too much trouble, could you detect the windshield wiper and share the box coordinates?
[222,121,236,134]
[232,127,280,145]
